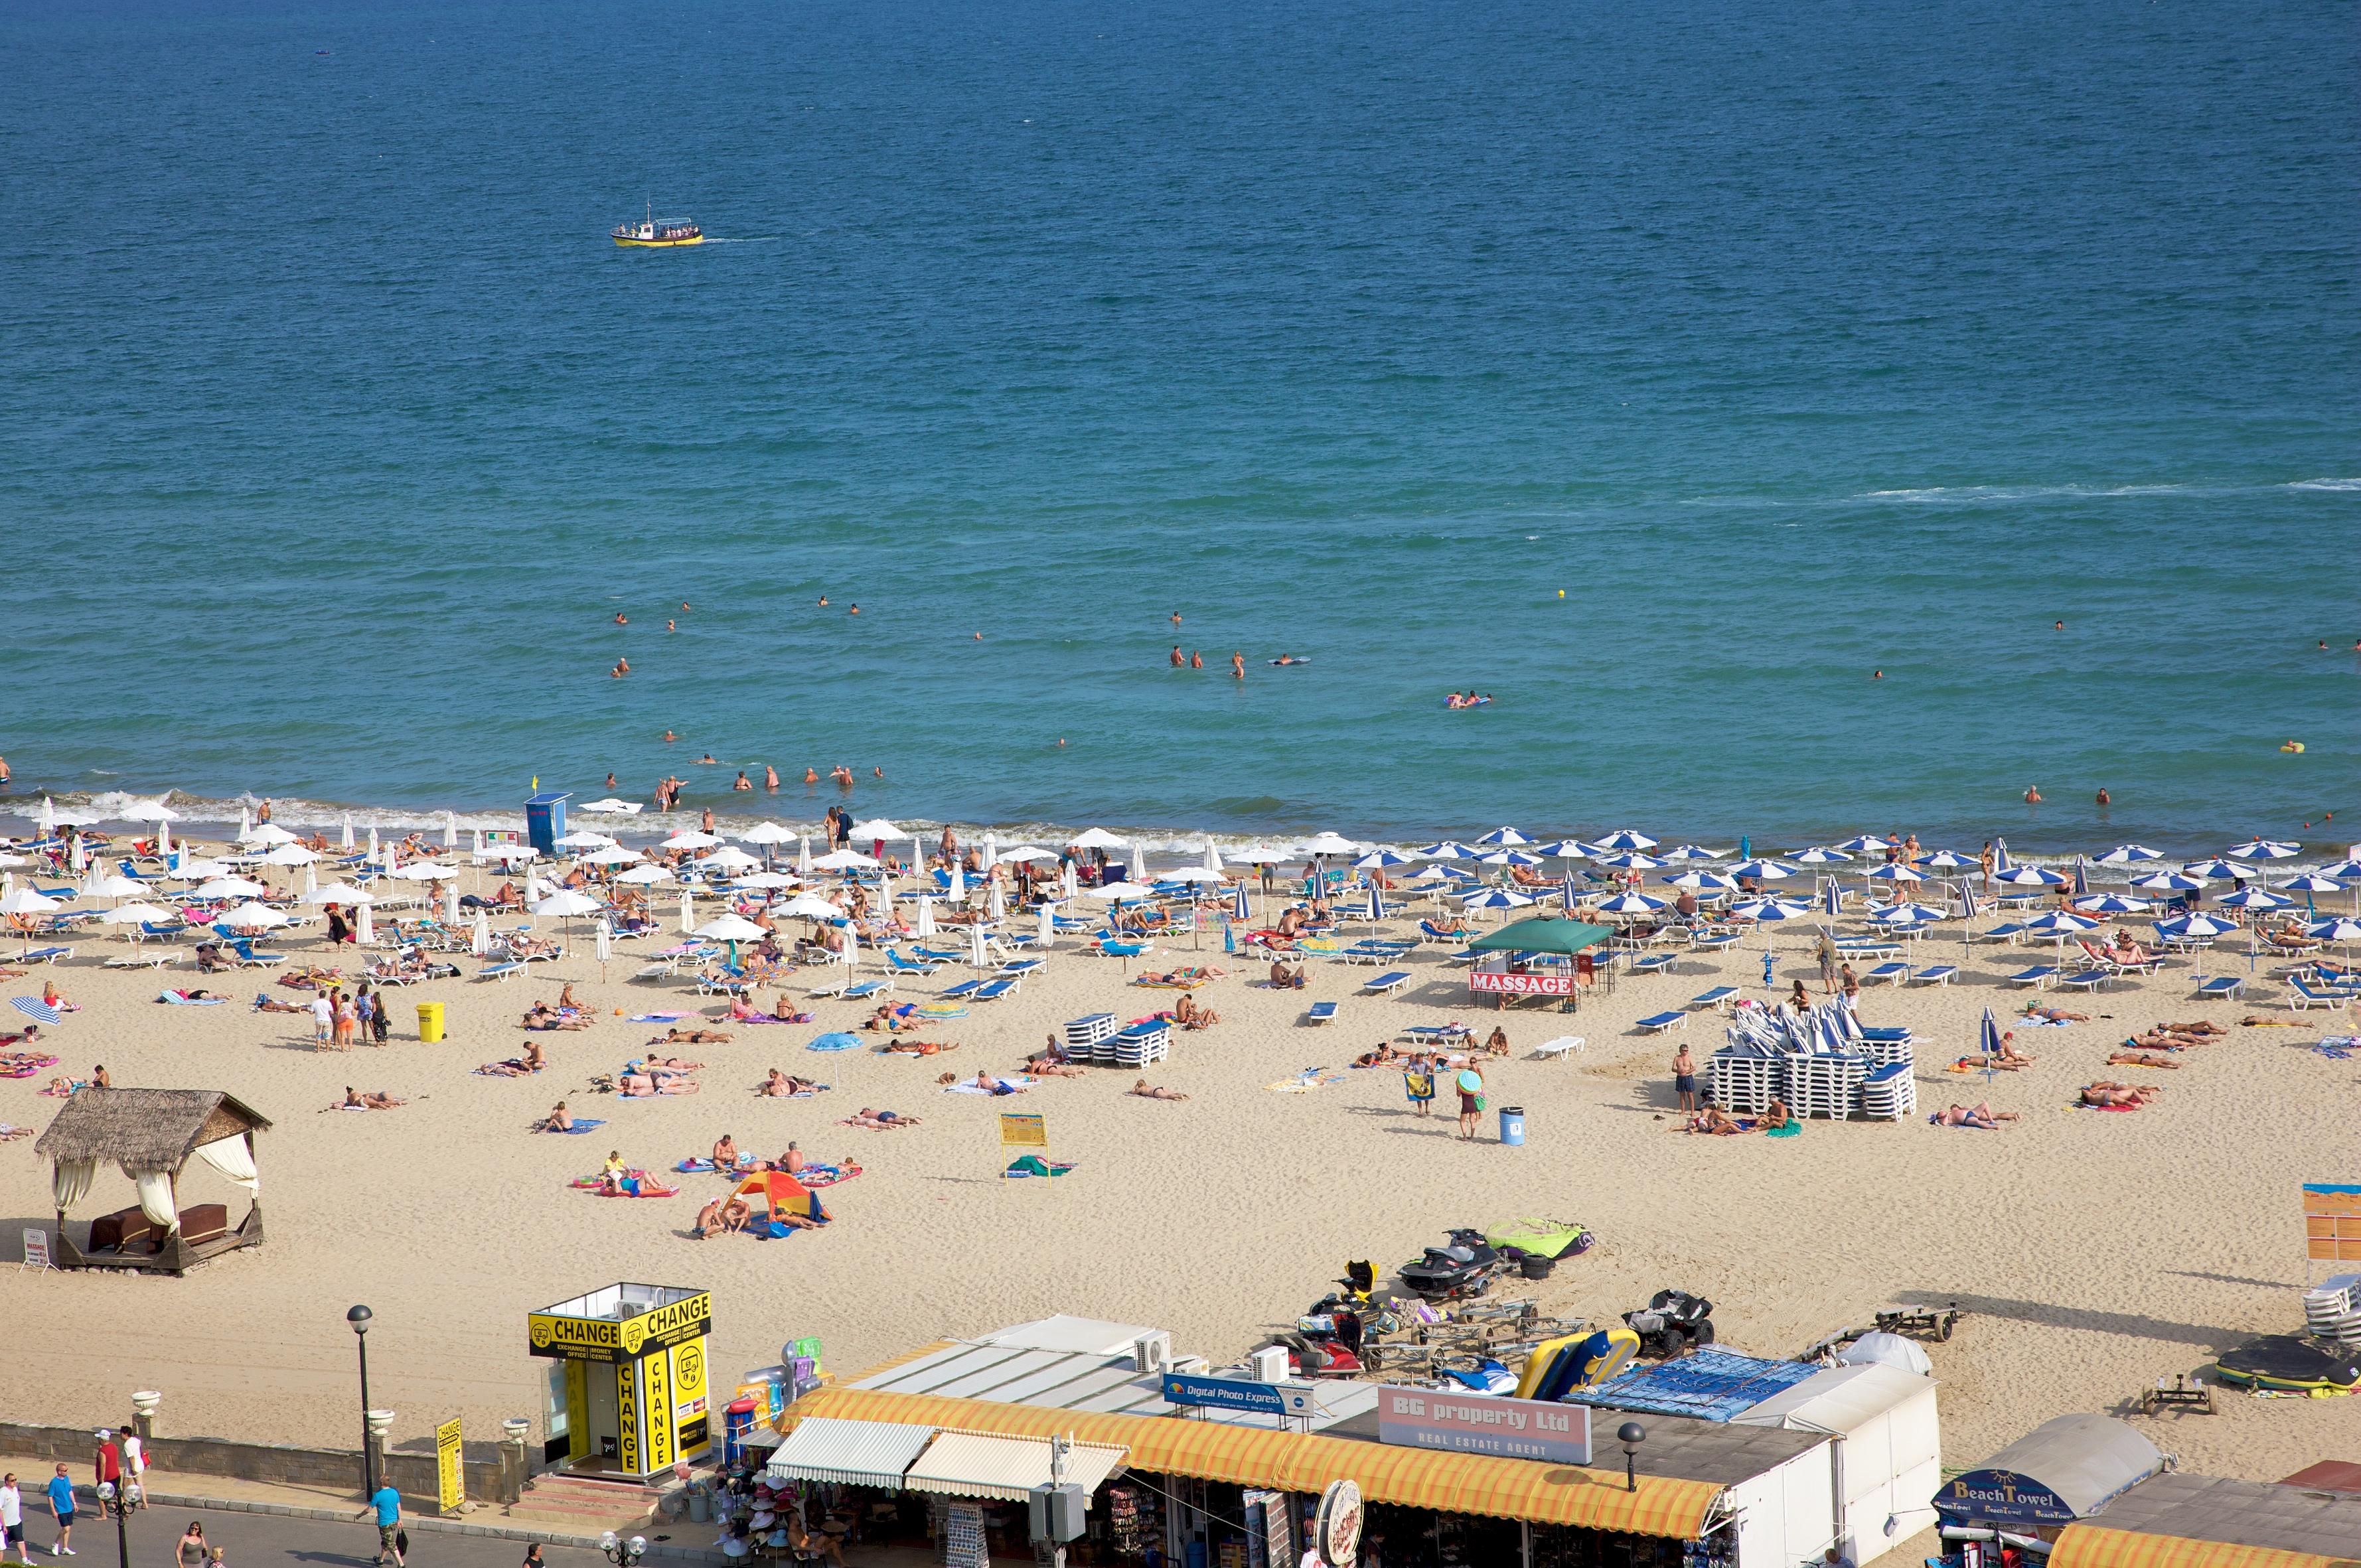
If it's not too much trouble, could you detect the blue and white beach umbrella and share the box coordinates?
[1593,892,1668,916]
[2215,887,2290,910]
[2318,860,2361,881]
[2072,893,2151,916]
[1561,874,1582,913]
[1591,851,1662,871]
[1992,837,2015,874]
[1790,847,1853,865]
[1416,841,1478,861]
[1460,887,1535,910]
[2024,909,2099,934]
[1821,878,1843,916]
[1479,849,1545,867]
[1916,849,1977,871]
[2158,913,2237,939]
[1992,865,2065,887]
[2129,870,2204,892]
[1475,826,1533,847]
[1353,849,1414,870]
[2094,843,2165,865]
[1958,883,1983,920]
[1530,839,1591,859]
[2306,916,2361,944]
[1730,897,1809,922]
[9,997,62,1027]
[1656,844,1722,862]
[1231,883,1252,922]
[1866,902,1945,926]
[1591,829,1659,852]
[2226,839,2301,861]
[1663,869,1738,891]
[2278,873,2346,894]
[2071,858,2090,897]
[2181,859,2249,883]
[1833,835,1896,855]
[1728,859,1799,881]
[1363,885,1385,923]
[1866,863,1926,885]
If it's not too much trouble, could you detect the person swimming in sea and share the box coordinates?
[733,771,751,790]
[614,612,628,624]
[611,658,630,677]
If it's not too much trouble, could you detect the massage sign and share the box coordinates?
[528,1285,713,1478]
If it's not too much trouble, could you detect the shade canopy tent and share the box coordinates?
[1934,1414,2161,1530]
[1466,918,1615,955]
[33,1088,270,1273]
[2050,1471,2361,1568]
[1732,1364,1942,1557]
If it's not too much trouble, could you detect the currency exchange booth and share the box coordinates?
[531,1283,713,1478]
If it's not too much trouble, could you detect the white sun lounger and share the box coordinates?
[474,962,524,982]
[104,952,179,969]
[1531,1035,1585,1062]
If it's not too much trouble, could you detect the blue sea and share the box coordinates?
[4,0,2356,855]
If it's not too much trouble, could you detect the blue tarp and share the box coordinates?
[1562,1350,1821,1422]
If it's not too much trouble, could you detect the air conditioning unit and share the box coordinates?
[1249,1346,1288,1384]
[1132,1332,1172,1373]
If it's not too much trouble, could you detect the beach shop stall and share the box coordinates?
[2044,1469,2361,1568]
[33,1089,269,1275]
[530,1283,713,1478]
[1931,1415,2162,1568]
[1466,918,1614,1012]
[758,1316,1788,1568]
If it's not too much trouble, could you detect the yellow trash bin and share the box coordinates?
[416,1001,445,1043]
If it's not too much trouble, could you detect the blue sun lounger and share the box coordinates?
[970,978,1019,1003]
[1904,965,1957,987]
[885,950,941,975]
[1306,1001,1337,1024]
[841,980,893,1002]
[1856,1025,1912,1043]
[2056,969,2111,993]
[1630,952,1675,976]
[996,959,1044,979]
[2192,975,2243,1001]
[17,946,73,965]
[1687,986,1738,1011]
[1362,971,1410,995]
[1968,922,2028,944]
[1861,962,1911,986]
[1636,1011,1687,1034]
[474,962,524,982]
[2005,965,2059,989]
[939,979,986,1001]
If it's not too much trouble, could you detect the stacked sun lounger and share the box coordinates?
[1788,1052,1867,1120]
[1110,1020,1171,1067]
[1709,1039,1787,1113]
[1857,1061,1916,1121]
[2303,1277,2361,1346]
[1064,1013,1118,1052]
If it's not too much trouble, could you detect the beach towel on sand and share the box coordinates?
[542,1119,606,1134]
[1764,1120,1801,1138]
[159,989,227,1005]
[943,1074,1035,1095]
[1004,1155,1075,1178]
[630,1012,695,1022]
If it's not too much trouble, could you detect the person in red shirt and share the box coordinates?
[92,1432,120,1493]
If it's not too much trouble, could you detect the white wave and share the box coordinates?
[2287,477,2361,491]
[1852,482,2196,504]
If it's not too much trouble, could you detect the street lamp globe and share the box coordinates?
[347,1305,372,1335]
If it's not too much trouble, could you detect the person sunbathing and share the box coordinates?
[1685,1106,1747,1135]
[522,1001,592,1031]
[1172,995,1220,1029]
[1026,1052,1087,1078]
[2081,1081,2160,1108]
[727,995,780,1024]
[2109,1052,2181,1069]
[962,1070,1022,1095]
[331,1088,406,1110]
[713,1133,741,1167]
[844,1107,918,1129]
[557,983,585,1010]
[2020,1003,2088,1023]
[1269,959,1306,990]
[881,1038,954,1056]
[1353,1041,1403,1068]
[1933,1102,2017,1127]
[641,1053,705,1071]
[619,1070,698,1098]
[758,1069,818,1097]
[1275,907,1306,938]
[196,943,234,973]
[536,1102,575,1132]
[776,1141,808,1173]
[1427,915,1468,936]
[653,1026,731,1045]
[861,1003,904,1033]
[39,980,75,1012]
[254,991,308,1013]
[1130,1079,1189,1100]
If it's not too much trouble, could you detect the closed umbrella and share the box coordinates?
[341,814,355,850]
[1128,841,1147,884]
[1231,883,1251,922]
[1991,837,2013,874]
[356,902,375,946]
[796,835,812,876]
[595,917,613,982]
[970,922,989,970]
[947,859,966,900]
[366,827,380,864]
[986,880,1006,921]
[1061,860,1078,900]
[915,896,937,938]
[472,910,491,957]
[1038,900,1056,948]
[678,889,695,934]
[442,812,457,850]
[1202,839,1224,873]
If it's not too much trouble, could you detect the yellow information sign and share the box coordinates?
[999,1113,1047,1148]
[434,1417,463,1513]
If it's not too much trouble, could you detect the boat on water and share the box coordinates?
[611,202,702,248]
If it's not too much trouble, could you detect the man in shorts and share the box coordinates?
[45,1464,74,1555]
[368,1479,402,1567]
[0,1471,31,1565]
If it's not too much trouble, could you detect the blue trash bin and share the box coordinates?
[1499,1105,1526,1146]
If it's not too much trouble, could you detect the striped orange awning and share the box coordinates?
[782,1385,1724,1538]
[2052,1524,2360,1568]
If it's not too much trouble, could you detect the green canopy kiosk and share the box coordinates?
[1465,916,1614,1010]
[530,1283,713,1477]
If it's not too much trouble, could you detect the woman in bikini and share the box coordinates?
[1130,1080,1189,1100]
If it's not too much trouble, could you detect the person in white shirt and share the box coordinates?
[0,1472,31,1565]
[117,1434,143,1512]
[311,993,333,1045]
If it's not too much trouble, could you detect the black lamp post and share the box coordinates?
[348,1306,375,1496]
[1618,1421,1647,1494]
[96,1478,131,1568]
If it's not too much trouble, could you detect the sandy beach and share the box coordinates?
[2,845,2356,1489]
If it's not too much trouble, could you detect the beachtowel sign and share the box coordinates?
[999,1113,1047,1148]
[2304,1182,2361,1263]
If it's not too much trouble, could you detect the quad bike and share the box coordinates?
[1622,1289,1715,1359]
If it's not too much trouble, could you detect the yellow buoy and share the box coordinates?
[2281,741,2306,753]
[1557,589,1566,599]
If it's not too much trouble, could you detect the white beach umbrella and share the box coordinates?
[262,843,317,867]
[534,889,603,919]
[98,902,175,926]
[810,849,879,871]
[998,845,1059,864]
[555,830,618,850]
[1071,827,1128,851]
[219,901,287,929]
[694,914,765,942]
[737,871,796,891]
[697,847,761,872]
[171,858,232,881]
[583,845,643,866]
[577,798,645,815]
[242,823,299,847]
[388,861,451,881]
[1164,866,1225,886]
[662,830,723,851]
[739,821,798,847]
[613,862,672,885]
[84,873,147,900]
[782,892,846,921]
[1302,831,1358,857]
[193,876,269,900]
[119,800,179,824]
[477,843,540,863]
[850,819,908,843]
[304,883,376,905]
[1093,881,1156,902]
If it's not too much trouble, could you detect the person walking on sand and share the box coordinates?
[1673,1042,1697,1112]
[1455,1064,1484,1140]
[1817,928,1840,996]
[367,1476,402,1567]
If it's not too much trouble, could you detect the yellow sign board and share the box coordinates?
[644,1343,674,1470]
[434,1417,463,1513]
[617,1362,641,1474]
[528,1291,712,1364]
[999,1113,1047,1148]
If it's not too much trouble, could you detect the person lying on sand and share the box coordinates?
[843,1107,919,1129]
[619,1070,698,1098]
[1353,1041,1403,1068]
[1268,960,1306,990]
[2081,1081,2161,1107]
[758,1069,820,1097]
[254,991,308,1013]
[522,1001,593,1031]
[1685,1106,1748,1135]
[2020,1003,2088,1023]
[1130,1079,1189,1100]
[880,1038,955,1056]
[535,1102,574,1132]
[862,1003,907,1033]
[652,1027,731,1045]
[329,1087,406,1111]
[2109,1052,2181,1069]
[1026,1052,1087,1078]
[2241,1015,2312,1027]
[1172,995,1220,1029]
[1932,1102,2017,1127]
[640,1053,705,1071]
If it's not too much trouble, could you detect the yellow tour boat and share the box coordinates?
[612,202,703,248]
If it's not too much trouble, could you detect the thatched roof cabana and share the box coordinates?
[35,1089,271,1274]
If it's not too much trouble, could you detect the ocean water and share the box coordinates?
[3,0,2356,855]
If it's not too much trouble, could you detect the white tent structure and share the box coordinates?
[1732,1364,1942,1563]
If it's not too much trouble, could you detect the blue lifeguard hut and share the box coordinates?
[524,790,571,857]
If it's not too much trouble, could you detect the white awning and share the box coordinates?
[765,1417,937,1489]
[901,1431,1128,1502]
